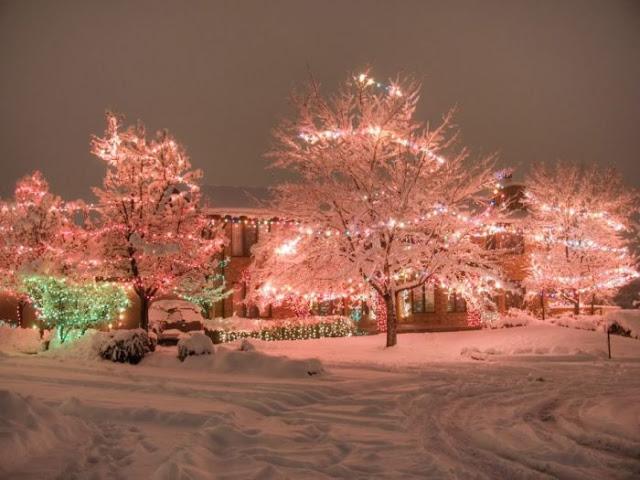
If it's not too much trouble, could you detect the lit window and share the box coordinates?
[425,285,435,313]
[412,286,425,313]
[447,291,466,313]
[244,224,258,254]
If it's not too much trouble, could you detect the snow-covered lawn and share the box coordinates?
[1,325,639,479]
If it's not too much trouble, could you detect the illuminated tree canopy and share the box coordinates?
[248,72,505,346]
[24,275,129,343]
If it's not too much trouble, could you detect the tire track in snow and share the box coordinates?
[401,362,640,479]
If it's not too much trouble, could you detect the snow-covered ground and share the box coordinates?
[1,324,639,479]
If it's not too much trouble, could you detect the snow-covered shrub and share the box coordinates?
[0,325,45,354]
[548,313,610,332]
[98,329,156,364]
[488,309,538,329]
[604,310,640,339]
[239,339,256,352]
[177,332,214,361]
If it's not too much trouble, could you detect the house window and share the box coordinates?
[447,291,466,313]
[244,223,258,254]
[232,282,246,316]
[311,300,334,316]
[246,304,259,319]
[258,222,270,239]
[425,285,436,313]
[231,223,244,256]
[486,232,524,253]
[259,304,272,318]
[411,285,436,314]
[501,233,525,254]
[411,286,425,313]
[506,287,524,309]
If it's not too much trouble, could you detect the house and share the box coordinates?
[0,185,529,332]
[205,185,530,332]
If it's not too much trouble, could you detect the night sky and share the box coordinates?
[1,0,639,200]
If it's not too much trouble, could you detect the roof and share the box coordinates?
[201,185,271,209]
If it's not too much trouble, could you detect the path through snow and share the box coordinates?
[0,327,639,479]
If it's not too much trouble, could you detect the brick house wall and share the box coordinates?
[210,211,531,331]
[0,205,529,331]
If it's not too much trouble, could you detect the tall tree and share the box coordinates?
[0,172,75,326]
[248,72,504,346]
[90,113,227,329]
[523,162,638,314]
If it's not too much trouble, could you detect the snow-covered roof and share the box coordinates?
[204,206,279,218]
[201,185,277,218]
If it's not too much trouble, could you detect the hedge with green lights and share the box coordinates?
[205,317,359,344]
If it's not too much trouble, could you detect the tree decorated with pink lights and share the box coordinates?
[90,113,228,329]
[0,172,80,326]
[523,162,638,316]
[248,72,505,346]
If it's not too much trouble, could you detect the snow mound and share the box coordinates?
[177,332,214,361]
[0,326,44,354]
[460,343,607,361]
[211,347,324,377]
[144,346,324,378]
[548,313,610,332]
[488,309,539,329]
[40,329,105,361]
[0,390,91,476]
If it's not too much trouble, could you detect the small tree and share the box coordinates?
[24,276,129,343]
[90,113,227,329]
[0,172,76,327]
[177,265,231,319]
[248,71,504,346]
[524,162,638,314]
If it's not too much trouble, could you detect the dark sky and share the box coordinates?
[1,0,639,200]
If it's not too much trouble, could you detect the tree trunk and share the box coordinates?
[16,298,27,328]
[590,294,596,315]
[384,293,397,347]
[56,323,67,344]
[540,290,546,320]
[138,292,150,330]
[574,292,580,315]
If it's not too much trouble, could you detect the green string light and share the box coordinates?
[23,275,129,343]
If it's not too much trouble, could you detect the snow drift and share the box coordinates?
[0,390,91,476]
[0,325,44,354]
[144,345,324,378]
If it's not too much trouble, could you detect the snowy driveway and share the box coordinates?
[1,330,639,479]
